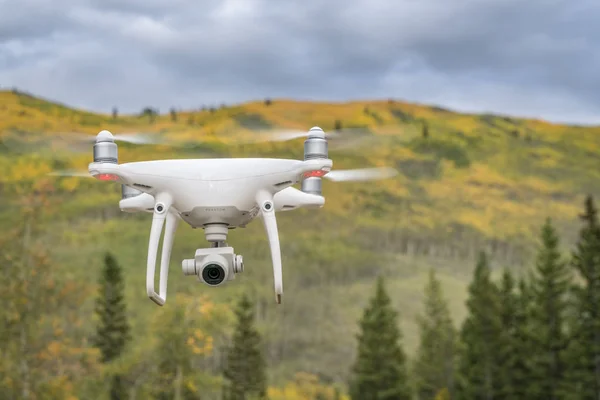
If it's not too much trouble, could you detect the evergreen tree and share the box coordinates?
[422,120,429,139]
[565,195,600,399]
[527,218,571,400]
[222,293,268,400]
[412,269,457,399]
[455,251,503,399]
[334,119,343,131]
[93,252,131,400]
[496,269,533,398]
[348,276,411,400]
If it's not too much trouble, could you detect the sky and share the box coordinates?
[0,0,599,125]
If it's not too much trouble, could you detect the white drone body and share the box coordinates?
[85,127,396,306]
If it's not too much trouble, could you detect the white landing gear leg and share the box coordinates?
[146,192,180,306]
[256,190,283,304]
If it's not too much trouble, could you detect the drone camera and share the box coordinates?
[181,247,243,287]
[202,261,228,285]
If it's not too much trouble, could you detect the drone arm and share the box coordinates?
[120,192,156,213]
[256,190,283,304]
[146,192,177,306]
[273,187,325,212]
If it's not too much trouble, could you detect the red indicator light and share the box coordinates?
[96,173,119,181]
[303,170,328,178]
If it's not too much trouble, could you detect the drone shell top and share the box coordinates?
[89,157,332,228]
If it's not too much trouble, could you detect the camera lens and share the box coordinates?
[202,263,226,285]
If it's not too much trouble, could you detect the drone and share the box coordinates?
[69,126,397,306]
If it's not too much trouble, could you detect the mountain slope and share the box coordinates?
[1,89,599,386]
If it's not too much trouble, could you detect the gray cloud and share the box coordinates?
[0,0,598,124]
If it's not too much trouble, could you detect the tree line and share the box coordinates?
[348,194,600,400]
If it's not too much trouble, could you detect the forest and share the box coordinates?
[2,89,600,399]
[3,186,600,399]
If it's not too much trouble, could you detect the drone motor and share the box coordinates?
[301,127,328,196]
[121,184,143,199]
[93,130,118,163]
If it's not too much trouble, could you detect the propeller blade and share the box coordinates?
[324,167,398,182]
[60,131,167,145]
[235,125,419,153]
[47,170,93,178]
[241,128,359,144]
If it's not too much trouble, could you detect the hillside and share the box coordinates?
[2,88,600,390]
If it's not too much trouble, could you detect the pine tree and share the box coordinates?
[348,276,411,400]
[527,218,571,400]
[93,252,131,400]
[222,293,268,400]
[496,269,533,398]
[412,269,457,399]
[564,195,600,399]
[455,251,503,399]
[422,120,429,139]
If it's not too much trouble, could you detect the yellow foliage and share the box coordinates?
[199,300,215,315]
[41,375,79,400]
[267,372,349,400]
[194,328,205,339]
[435,387,451,400]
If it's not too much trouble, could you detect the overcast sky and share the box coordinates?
[0,0,598,125]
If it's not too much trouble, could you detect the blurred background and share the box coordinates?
[1,1,599,399]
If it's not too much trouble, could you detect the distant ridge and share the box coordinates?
[1,88,590,127]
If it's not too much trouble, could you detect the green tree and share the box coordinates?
[422,120,429,139]
[93,252,131,399]
[334,119,342,131]
[412,269,457,399]
[222,293,268,400]
[93,253,131,362]
[348,276,411,400]
[496,269,533,398]
[455,251,503,399]
[527,218,571,399]
[141,107,158,123]
[564,195,600,398]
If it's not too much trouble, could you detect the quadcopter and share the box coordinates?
[64,126,397,306]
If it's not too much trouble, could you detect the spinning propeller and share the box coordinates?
[232,126,401,182]
[63,131,167,145]
[40,126,401,183]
